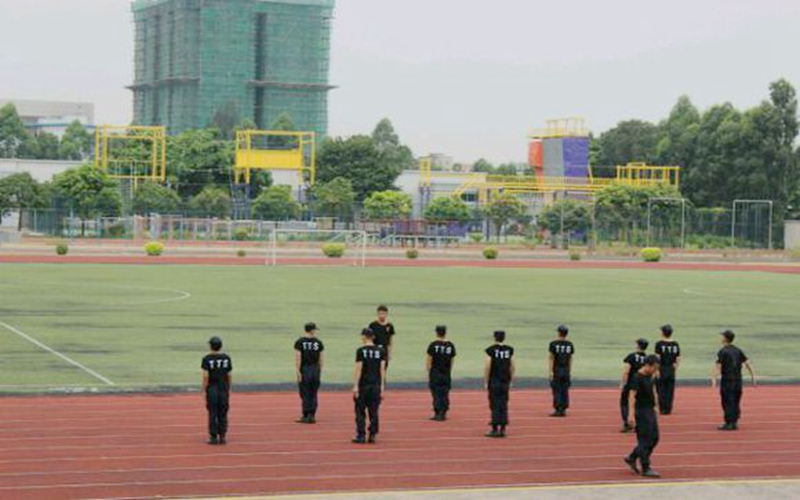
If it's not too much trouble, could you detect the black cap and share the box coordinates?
[644,354,661,366]
[435,325,447,336]
[304,322,319,333]
[209,336,222,351]
[661,325,674,336]
[721,330,735,343]
[362,328,375,339]
[636,338,649,350]
[557,325,569,336]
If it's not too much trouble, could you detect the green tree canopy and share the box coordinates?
[59,121,93,161]
[362,190,413,220]
[311,177,356,220]
[0,104,37,159]
[131,182,181,215]
[424,196,471,223]
[596,119,660,166]
[188,186,231,218]
[318,135,401,201]
[35,132,60,160]
[372,118,415,173]
[537,199,592,235]
[251,185,301,220]
[483,193,528,240]
[471,158,495,173]
[0,172,49,229]
[168,129,234,199]
[52,165,122,220]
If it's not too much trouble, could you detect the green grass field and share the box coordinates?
[0,263,798,392]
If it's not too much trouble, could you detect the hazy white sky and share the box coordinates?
[1,0,799,163]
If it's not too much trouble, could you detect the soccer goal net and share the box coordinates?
[267,229,368,266]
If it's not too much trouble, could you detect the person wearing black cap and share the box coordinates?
[624,354,662,478]
[201,336,232,445]
[484,330,515,438]
[548,325,575,417]
[620,338,649,433]
[294,322,325,424]
[713,330,756,431]
[352,328,387,444]
[368,305,396,369]
[427,325,457,421]
[654,325,681,415]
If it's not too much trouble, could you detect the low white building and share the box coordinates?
[0,99,94,138]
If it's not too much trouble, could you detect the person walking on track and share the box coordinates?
[427,325,456,421]
[713,330,756,431]
[624,354,662,478]
[294,322,324,424]
[654,325,681,415]
[548,325,575,417]
[620,338,649,433]
[201,336,232,445]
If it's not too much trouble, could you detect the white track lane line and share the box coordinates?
[0,321,114,386]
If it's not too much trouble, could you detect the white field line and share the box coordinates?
[0,321,114,386]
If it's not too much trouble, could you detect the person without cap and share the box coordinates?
[484,330,515,438]
[548,325,575,417]
[368,305,396,370]
[620,338,649,433]
[294,322,324,424]
[624,354,662,478]
[352,328,387,444]
[713,330,756,431]
[201,336,232,445]
[426,325,457,421]
[654,325,681,415]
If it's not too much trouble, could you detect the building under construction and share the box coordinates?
[130,0,335,137]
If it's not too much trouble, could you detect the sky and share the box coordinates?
[1,0,799,164]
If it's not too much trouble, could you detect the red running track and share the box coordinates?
[1,387,800,499]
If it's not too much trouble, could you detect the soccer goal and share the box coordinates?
[267,229,368,266]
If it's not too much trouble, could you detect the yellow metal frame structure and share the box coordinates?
[615,163,681,188]
[530,117,590,139]
[419,156,433,188]
[94,125,167,184]
[234,130,316,185]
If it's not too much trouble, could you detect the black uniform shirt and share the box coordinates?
[632,372,656,410]
[655,340,681,367]
[717,345,749,380]
[549,339,575,376]
[427,340,457,376]
[368,321,395,349]
[624,351,648,386]
[294,337,324,368]
[201,353,233,390]
[486,344,514,384]
[356,344,386,387]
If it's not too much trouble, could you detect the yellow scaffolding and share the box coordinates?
[234,130,316,185]
[94,125,167,185]
[615,162,681,188]
[419,156,433,188]
[529,117,590,139]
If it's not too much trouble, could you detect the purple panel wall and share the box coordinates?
[562,137,589,178]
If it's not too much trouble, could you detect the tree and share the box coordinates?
[596,120,660,166]
[495,163,521,176]
[537,199,592,247]
[53,165,122,234]
[318,135,400,201]
[483,193,528,241]
[131,182,181,215]
[168,128,234,199]
[362,190,413,220]
[767,78,799,220]
[372,118,415,173]
[210,100,241,140]
[0,104,36,159]
[0,172,48,229]
[471,158,495,173]
[35,132,60,160]
[594,184,682,244]
[188,186,231,218]
[251,185,301,220]
[424,196,471,223]
[311,177,356,220]
[656,96,700,167]
[59,121,93,160]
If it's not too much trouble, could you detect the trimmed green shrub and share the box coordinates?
[483,247,499,260]
[233,227,250,241]
[469,232,484,244]
[107,223,126,238]
[569,251,581,261]
[641,247,663,262]
[322,243,346,258]
[237,249,246,258]
[406,248,419,259]
[145,241,164,257]
[55,243,68,256]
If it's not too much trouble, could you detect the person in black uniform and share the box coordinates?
[654,325,681,415]
[713,330,756,431]
[620,338,648,433]
[352,328,387,444]
[624,354,662,478]
[201,336,232,445]
[427,325,457,421]
[484,330,515,438]
[368,305,395,368]
[294,322,324,424]
[548,325,575,417]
